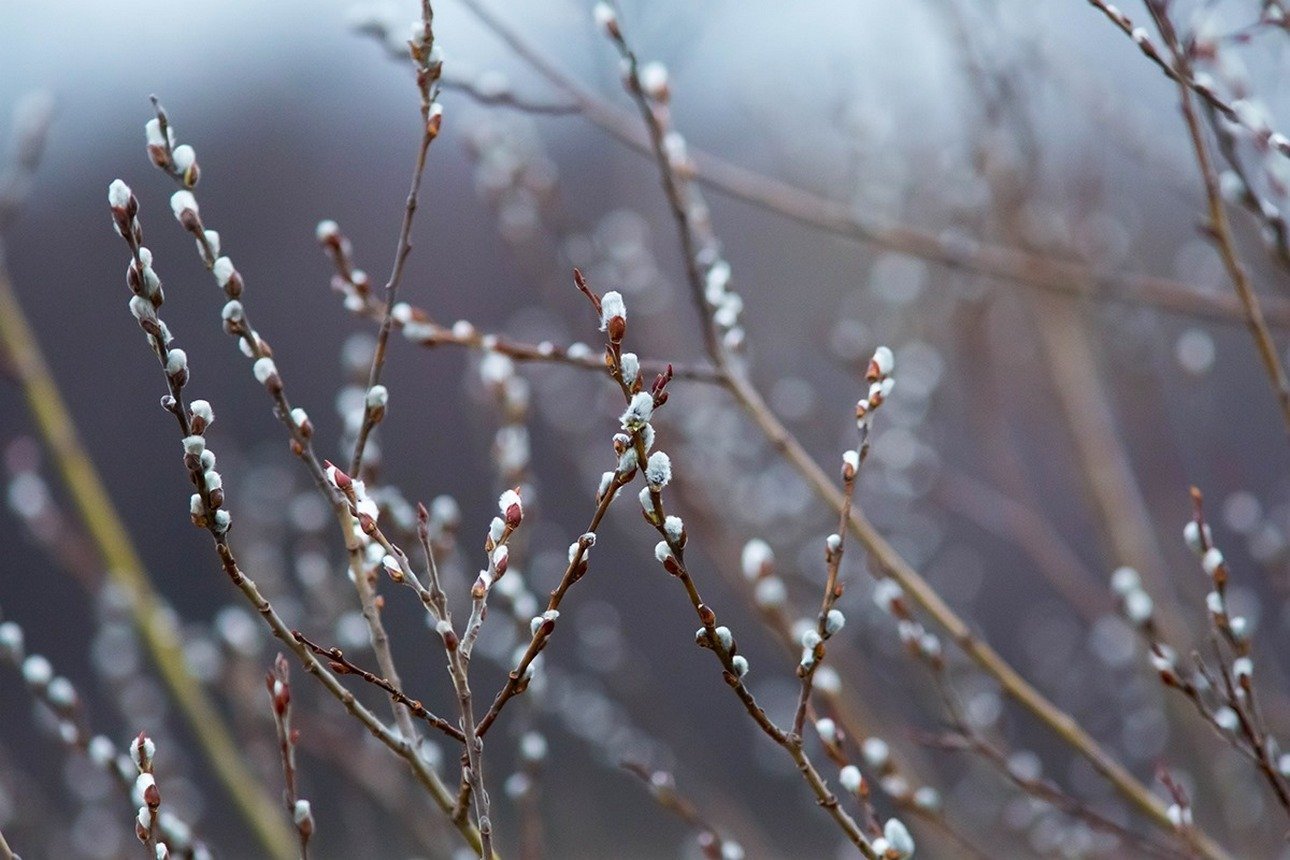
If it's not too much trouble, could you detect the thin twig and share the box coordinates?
[266,656,313,859]
[350,2,444,475]
[291,633,466,742]
[620,762,742,859]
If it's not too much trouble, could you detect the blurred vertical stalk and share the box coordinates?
[0,250,296,860]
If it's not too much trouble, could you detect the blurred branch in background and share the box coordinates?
[446,0,1290,328]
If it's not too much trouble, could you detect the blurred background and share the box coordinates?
[3,0,1290,857]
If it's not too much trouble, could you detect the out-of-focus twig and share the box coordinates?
[1144,3,1290,437]
[454,0,1290,328]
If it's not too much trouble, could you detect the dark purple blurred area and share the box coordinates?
[4,1,1290,858]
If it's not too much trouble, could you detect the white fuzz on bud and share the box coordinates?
[189,400,214,425]
[741,539,773,580]
[1167,803,1193,828]
[293,799,313,828]
[166,349,187,376]
[599,290,626,331]
[1110,566,1140,596]
[499,489,523,526]
[593,2,618,36]
[1124,589,1153,625]
[520,731,548,762]
[721,842,745,860]
[130,735,156,770]
[145,118,167,148]
[88,735,115,766]
[252,357,278,385]
[839,764,862,793]
[0,622,23,662]
[221,300,244,323]
[1215,706,1239,732]
[870,346,895,378]
[170,190,198,221]
[862,737,890,768]
[730,655,749,678]
[825,609,846,636]
[1149,644,1177,674]
[826,533,842,553]
[713,626,733,652]
[290,407,309,427]
[47,676,76,708]
[1201,547,1224,577]
[663,515,684,543]
[182,435,205,455]
[315,220,339,242]
[913,786,940,810]
[645,451,672,489]
[620,352,640,385]
[620,392,654,430]
[814,665,841,694]
[129,295,156,322]
[1183,520,1210,554]
[842,449,859,473]
[654,541,673,564]
[1233,656,1253,682]
[171,144,196,172]
[21,654,52,687]
[109,179,133,209]
[212,257,235,287]
[883,818,915,859]
[640,61,669,99]
[133,773,157,805]
[815,718,837,743]
[754,576,786,608]
[873,578,904,614]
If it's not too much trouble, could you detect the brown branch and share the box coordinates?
[350,3,443,475]
[292,633,466,743]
